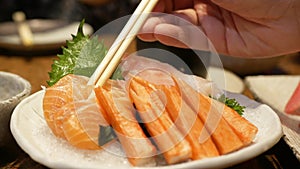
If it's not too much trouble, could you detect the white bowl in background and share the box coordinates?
[0,71,31,147]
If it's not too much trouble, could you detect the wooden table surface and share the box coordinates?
[0,45,299,168]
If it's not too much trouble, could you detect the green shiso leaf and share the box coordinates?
[74,37,107,77]
[47,19,123,86]
[47,19,90,86]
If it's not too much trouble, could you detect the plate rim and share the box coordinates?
[10,90,283,169]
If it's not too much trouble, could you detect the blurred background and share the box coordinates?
[0,0,298,77]
[0,0,139,30]
[0,0,141,56]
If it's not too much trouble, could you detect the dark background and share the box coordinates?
[0,0,139,30]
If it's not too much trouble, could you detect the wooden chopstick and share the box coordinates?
[89,0,150,86]
[89,0,158,87]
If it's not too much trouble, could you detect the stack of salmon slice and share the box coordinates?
[43,57,258,167]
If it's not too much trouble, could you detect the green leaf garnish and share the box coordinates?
[47,19,90,86]
[47,19,123,86]
[74,37,107,77]
[212,94,245,115]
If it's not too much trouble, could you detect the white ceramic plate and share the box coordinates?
[245,75,300,160]
[0,20,93,51]
[10,90,282,169]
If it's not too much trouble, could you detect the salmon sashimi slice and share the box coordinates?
[214,100,258,145]
[201,98,244,154]
[43,74,111,150]
[173,77,244,154]
[43,74,91,138]
[160,85,220,159]
[175,77,258,146]
[94,80,157,166]
[134,74,220,160]
[120,55,223,96]
[129,76,192,164]
[62,98,109,150]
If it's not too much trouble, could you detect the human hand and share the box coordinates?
[138,0,300,57]
[79,0,110,6]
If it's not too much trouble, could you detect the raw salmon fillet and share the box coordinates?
[43,74,90,138]
[175,78,257,151]
[94,80,157,166]
[129,76,192,164]
[43,74,110,150]
[120,55,223,96]
[161,85,220,159]
[135,77,220,160]
[62,98,108,150]
[213,99,258,145]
